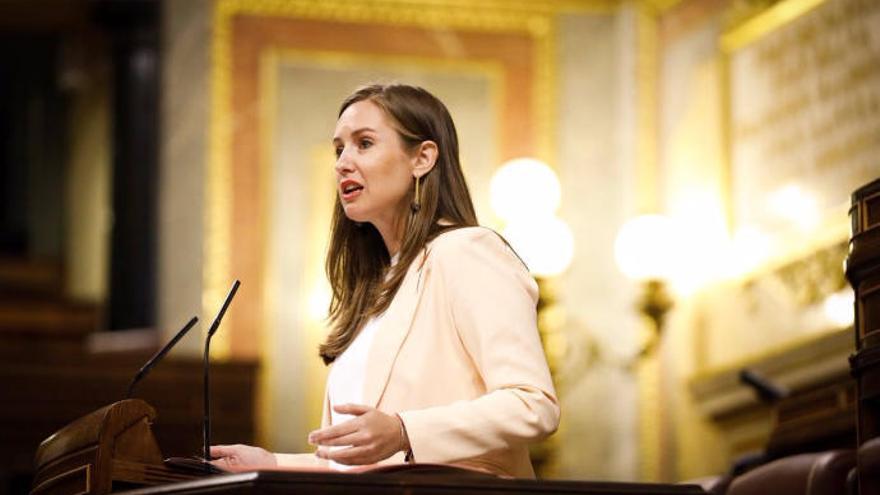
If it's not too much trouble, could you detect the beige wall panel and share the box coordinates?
[158,0,212,352]
[659,7,743,480]
[65,79,111,303]
[555,12,639,481]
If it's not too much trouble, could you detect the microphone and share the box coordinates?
[739,368,789,403]
[126,316,199,399]
[203,280,241,461]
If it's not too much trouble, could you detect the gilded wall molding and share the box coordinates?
[721,0,825,51]
[635,0,666,482]
[205,0,234,357]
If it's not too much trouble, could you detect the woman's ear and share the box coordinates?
[411,141,438,179]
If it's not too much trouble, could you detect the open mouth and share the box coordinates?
[340,180,364,200]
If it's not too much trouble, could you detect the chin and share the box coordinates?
[342,205,369,224]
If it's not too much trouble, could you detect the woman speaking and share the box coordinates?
[211,84,559,478]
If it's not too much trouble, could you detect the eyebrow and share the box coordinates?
[333,127,377,144]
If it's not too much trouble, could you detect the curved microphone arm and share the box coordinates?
[203,280,241,461]
[126,316,200,399]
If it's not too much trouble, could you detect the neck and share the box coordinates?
[373,213,405,258]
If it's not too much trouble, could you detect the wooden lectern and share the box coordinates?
[30,399,707,495]
[30,400,199,495]
[115,470,708,495]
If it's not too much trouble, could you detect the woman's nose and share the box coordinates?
[335,148,354,174]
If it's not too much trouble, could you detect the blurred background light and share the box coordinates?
[503,216,575,277]
[307,280,332,322]
[614,214,680,282]
[489,157,574,277]
[822,289,855,328]
[726,226,772,278]
[667,192,730,294]
[490,157,561,221]
[768,184,819,230]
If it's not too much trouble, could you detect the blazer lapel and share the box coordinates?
[362,250,429,407]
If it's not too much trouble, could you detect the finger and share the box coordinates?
[210,445,235,458]
[324,445,375,466]
[333,403,372,416]
[209,457,231,470]
[314,431,364,447]
[308,421,359,444]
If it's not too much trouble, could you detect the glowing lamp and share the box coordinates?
[490,158,561,221]
[823,290,855,328]
[613,214,678,358]
[613,214,679,282]
[503,217,575,277]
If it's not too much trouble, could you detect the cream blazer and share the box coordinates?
[316,227,560,478]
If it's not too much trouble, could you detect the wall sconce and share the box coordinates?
[489,157,574,277]
[614,214,677,358]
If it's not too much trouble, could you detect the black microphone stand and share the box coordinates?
[203,280,240,461]
[126,316,199,399]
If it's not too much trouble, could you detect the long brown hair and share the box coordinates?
[320,84,478,364]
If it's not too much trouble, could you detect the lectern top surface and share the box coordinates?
[116,470,707,495]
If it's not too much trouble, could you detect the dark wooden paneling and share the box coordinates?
[0,338,258,494]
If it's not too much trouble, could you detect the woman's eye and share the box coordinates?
[359,139,373,150]
[334,146,343,158]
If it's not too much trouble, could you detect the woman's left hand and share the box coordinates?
[308,404,406,465]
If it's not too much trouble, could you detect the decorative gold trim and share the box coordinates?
[255,47,281,447]
[721,0,826,52]
[634,0,665,482]
[205,0,235,359]
[638,351,663,481]
[647,0,685,10]
[274,49,506,84]
[217,0,617,26]
[635,2,659,214]
[533,17,558,166]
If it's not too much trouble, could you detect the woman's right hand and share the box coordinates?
[209,444,277,470]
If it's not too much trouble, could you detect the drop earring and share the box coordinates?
[411,176,421,212]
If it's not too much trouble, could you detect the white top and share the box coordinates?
[323,253,398,470]
[327,312,385,424]
[324,313,385,470]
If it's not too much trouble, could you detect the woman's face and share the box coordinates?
[333,100,414,229]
